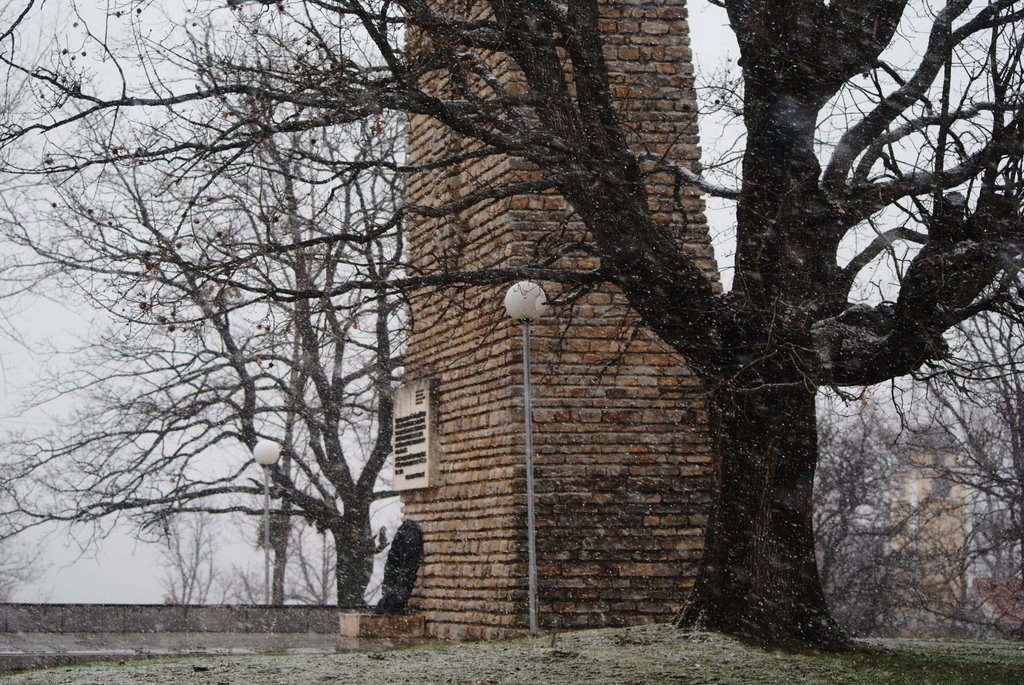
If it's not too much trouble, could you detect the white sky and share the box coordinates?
[1,2,739,604]
[688,1,740,290]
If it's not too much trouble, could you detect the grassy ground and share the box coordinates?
[5,624,1024,685]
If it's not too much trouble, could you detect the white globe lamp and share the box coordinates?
[253,439,281,466]
[503,281,548,322]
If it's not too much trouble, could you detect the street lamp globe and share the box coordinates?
[253,439,281,466]
[503,281,548,322]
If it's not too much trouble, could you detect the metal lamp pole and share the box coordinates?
[504,281,548,637]
[252,439,282,605]
[521,317,539,637]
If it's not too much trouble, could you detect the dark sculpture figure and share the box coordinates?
[375,520,423,615]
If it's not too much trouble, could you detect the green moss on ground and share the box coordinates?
[6,624,1024,685]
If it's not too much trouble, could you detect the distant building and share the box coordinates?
[972,577,1024,637]
[889,443,972,637]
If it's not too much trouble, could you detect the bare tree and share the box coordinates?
[2,1,1024,646]
[1,112,405,607]
[284,524,337,606]
[0,465,39,602]
[814,404,901,636]
[924,314,1024,635]
[0,539,38,602]
[157,512,221,605]
[223,517,376,605]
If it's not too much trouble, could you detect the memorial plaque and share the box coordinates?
[392,380,436,490]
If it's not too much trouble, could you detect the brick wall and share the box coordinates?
[402,0,715,639]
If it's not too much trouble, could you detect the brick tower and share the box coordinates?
[400,0,717,639]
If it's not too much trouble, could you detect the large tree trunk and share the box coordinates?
[670,64,849,648]
[334,510,375,609]
[677,381,846,648]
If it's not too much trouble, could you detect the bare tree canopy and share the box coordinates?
[1,98,405,607]
[2,0,1023,647]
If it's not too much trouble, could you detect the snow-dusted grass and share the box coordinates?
[5,624,1024,684]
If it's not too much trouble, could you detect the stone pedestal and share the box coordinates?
[338,614,425,639]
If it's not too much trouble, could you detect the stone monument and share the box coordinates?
[400,0,717,639]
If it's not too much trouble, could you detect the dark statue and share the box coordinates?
[375,520,423,615]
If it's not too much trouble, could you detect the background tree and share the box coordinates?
[224,524,340,605]
[815,388,1024,638]
[814,405,901,636]
[936,315,1024,582]
[0,107,405,607]
[0,536,39,602]
[923,313,1024,635]
[280,525,338,605]
[2,0,1024,646]
[157,512,222,605]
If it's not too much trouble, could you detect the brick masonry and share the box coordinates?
[401,0,716,639]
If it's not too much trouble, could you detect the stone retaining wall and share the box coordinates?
[0,604,339,633]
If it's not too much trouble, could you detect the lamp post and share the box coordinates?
[252,439,282,606]
[503,280,548,637]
